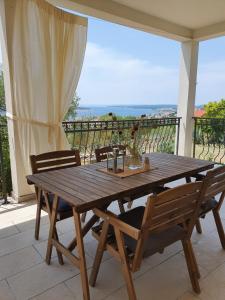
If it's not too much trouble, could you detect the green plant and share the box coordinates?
[64,93,80,121]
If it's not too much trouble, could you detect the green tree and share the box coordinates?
[0,71,6,110]
[199,99,225,146]
[64,93,80,121]
[204,99,225,118]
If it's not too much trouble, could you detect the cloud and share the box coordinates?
[77,42,179,106]
[196,60,225,104]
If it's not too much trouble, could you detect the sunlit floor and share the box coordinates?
[0,179,225,300]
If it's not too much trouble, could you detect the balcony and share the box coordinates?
[1,1,225,299]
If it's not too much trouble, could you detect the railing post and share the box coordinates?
[176,118,180,155]
[193,117,197,158]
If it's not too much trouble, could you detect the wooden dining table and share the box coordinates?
[26,152,214,300]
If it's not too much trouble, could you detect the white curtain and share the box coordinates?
[0,0,87,197]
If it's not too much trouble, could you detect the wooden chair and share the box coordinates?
[89,182,204,299]
[194,165,225,248]
[30,150,81,241]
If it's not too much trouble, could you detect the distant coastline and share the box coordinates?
[76,104,177,119]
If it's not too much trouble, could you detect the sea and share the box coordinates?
[76,105,177,119]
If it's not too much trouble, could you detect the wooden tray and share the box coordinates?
[98,166,157,178]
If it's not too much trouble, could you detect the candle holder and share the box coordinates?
[107,147,125,173]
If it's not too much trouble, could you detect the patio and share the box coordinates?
[1,1,225,300]
[0,178,225,300]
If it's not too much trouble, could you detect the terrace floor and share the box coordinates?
[0,179,225,300]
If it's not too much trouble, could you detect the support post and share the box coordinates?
[177,41,199,157]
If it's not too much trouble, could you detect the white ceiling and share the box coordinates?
[53,0,225,41]
[113,0,225,29]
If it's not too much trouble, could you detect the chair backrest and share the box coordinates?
[202,165,225,203]
[132,182,203,270]
[30,150,81,174]
[95,145,126,162]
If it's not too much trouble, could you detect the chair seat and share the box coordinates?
[200,197,218,217]
[94,206,186,258]
[118,207,185,257]
[41,193,72,212]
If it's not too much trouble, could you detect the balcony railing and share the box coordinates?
[193,117,225,163]
[62,117,181,164]
[0,119,11,202]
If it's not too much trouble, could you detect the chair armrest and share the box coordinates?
[93,208,140,240]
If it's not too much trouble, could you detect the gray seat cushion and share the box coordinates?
[107,206,186,257]
[41,193,71,212]
[200,197,218,217]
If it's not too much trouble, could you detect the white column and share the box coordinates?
[0,0,34,202]
[177,40,199,157]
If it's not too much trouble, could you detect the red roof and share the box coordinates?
[194,108,205,117]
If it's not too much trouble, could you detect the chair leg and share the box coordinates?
[182,239,201,294]
[118,200,125,214]
[114,228,137,300]
[81,212,87,223]
[35,201,41,240]
[195,219,202,234]
[89,221,109,287]
[213,209,225,249]
[187,239,200,279]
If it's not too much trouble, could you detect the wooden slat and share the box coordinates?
[36,157,78,169]
[27,153,214,213]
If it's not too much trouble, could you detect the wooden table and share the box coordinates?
[26,153,214,300]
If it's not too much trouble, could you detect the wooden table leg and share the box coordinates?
[46,195,61,265]
[73,208,90,300]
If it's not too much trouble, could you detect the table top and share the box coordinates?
[27,153,214,213]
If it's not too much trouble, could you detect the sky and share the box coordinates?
[1,15,225,106]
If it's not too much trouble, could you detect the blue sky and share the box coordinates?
[1,16,225,106]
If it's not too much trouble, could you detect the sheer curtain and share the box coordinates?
[0,0,87,197]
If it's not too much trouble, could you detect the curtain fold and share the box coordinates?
[0,0,87,196]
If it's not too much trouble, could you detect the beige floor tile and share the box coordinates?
[198,262,225,300]
[34,231,93,268]
[0,223,19,240]
[84,238,111,263]
[143,241,183,270]
[33,230,75,259]
[32,283,75,300]
[14,215,49,233]
[108,253,201,300]
[189,230,225,273]
[0,225,49,257]
[0,246,42,281]
[65,259,125,300]
[0,280,16,300]
[7,258,78,300]
[178,291,201,300]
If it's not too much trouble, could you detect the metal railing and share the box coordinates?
[63,117,181,164]
[193,117,225,163]
[0,119,11,202]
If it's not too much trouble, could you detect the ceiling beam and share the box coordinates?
[193,21,225,41]
[48,0,192,42]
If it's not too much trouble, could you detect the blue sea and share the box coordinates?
[76,105,177,119]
